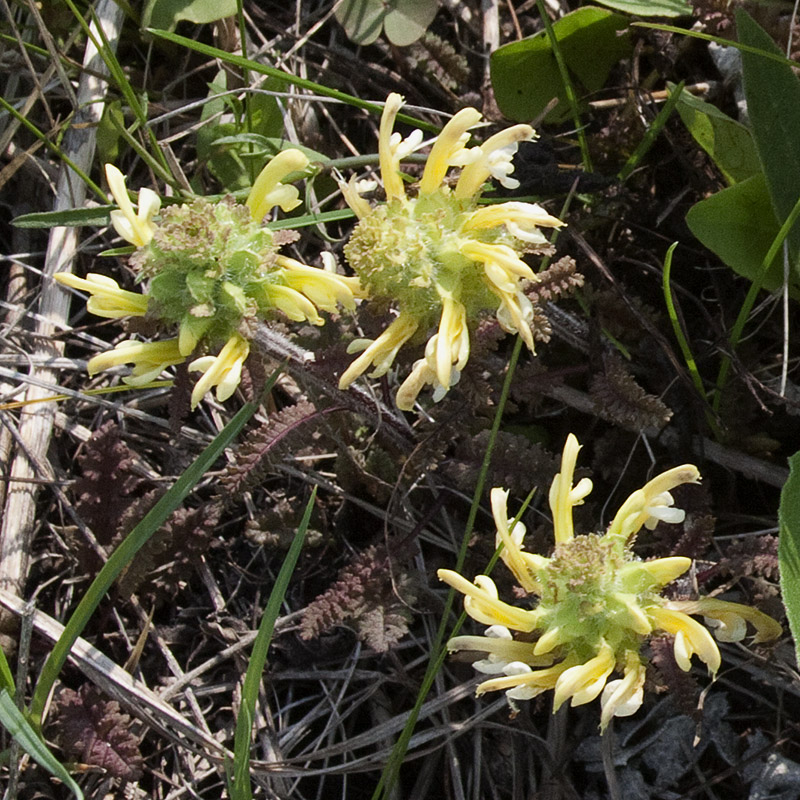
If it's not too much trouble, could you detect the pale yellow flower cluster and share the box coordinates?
[337,93,563,409]
[439,435,781,730]
[56,155,358,409]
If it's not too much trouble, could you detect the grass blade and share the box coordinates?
[29,369,282,726]
[228,488,315,799]
[0,690,83,800]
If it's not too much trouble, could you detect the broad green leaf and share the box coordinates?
[738,9,800,272]
[0,691,83,800]
[384,0,439,46]
[780,450,800,668]
[335,0,438,46]
[673,85,760,184]
[593,0,690,16]
[491,7,631,122]
[335,0,384,45]
[686,172,790,291]
[142,0,237,31]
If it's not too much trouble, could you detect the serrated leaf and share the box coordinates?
[142,0,238,31]
[0,690,83,800]
[593,0,690,16]
[491,7,631,122]
[686,173,789,291]
[673,85,760,184]
[779,450,800,668]
[738,9,800,272]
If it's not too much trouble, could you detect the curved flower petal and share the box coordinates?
[437,569,540,632]
[455,124,535,199]
[491,488,541,593]
[549,433,593,545]
[188,334,249,409]
[553,640,615,710]
[419,107,483,195]
[608,465,700,541]
[54,272,149,318]
[600,652,646,730]
[105,164,160,247]
[665,598,782,644]
[338,313,419,389]
[246,149,309,220]
[88,338,184,382]
[650,605,721,675]
[378,93,412,203]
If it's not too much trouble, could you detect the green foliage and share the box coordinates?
[142,0,238,31]
[0,691,84,800]
[335,0,439,47]
[686,174,789,291]
[673,87,761,185]
[196,71,286,192]
[779,451,800,669]
[592,0,690,16]
[491,7,631,122]
[738,9,800,274]
[683,12,800,293]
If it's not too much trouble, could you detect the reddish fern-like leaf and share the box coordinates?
[300,545,416,652]
[49,684,143,781]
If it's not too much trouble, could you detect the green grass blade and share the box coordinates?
[0,96,105,201]
[29,371,281,726]
[62,0,171,177]
[372,337,524,800]
[662,241,721,437]
[713,191,800,411]
[619,81,684,182]
[0,690,83,800]
[536,0,592,171]
[146,30,439,133]
[227,488,314,799]
[634,21,800,68]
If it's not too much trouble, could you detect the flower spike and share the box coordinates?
[439,434,781,731]
[69,153,359,408]
[339,93,564,409]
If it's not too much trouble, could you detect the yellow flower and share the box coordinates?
[246,149,309,221]
[71,152,360,410]
[105,164,161,247]
[54,272,149,319]
[438,434,781,730]
[188,334,250,409]
[87,338,185,385]
[339,93,564,410]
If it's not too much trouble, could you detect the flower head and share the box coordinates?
[62,152,360,407]
[438,434,781,730]
[338,93,564,410]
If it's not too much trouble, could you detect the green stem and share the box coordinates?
[372,337,524,800]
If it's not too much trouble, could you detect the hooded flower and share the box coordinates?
[438,434,781,731]
[57,152,361,408]
[338,93,564,410]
